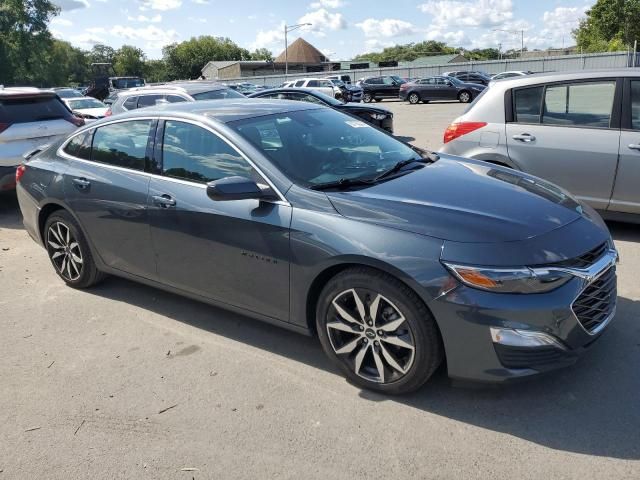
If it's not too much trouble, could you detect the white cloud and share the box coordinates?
[363,38,395,52]
[193,0,209,3]
[310,0,344,8]
[419,0,513,28]
[425,28,469,46]
[52,0,89,11]
[110,25,178,46]
[356,18,416,38]
[298,8,347,32]
[85,26,106,34]
[51,18,73,27]
[139,0,182,11]
[187,16,207,23]
[250,22,285,51]
[527,6,587,48]
[127,14,162,22]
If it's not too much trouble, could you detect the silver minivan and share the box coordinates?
[439,69,640,219]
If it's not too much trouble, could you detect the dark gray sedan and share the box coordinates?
[16,100,617,394]
[399,76,486,104]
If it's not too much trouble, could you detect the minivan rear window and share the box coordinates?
[191,89,245,100]
[0,95,70,124]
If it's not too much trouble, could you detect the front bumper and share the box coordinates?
[429,265,617,383]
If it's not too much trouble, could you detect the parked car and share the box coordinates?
[325,74,352,85]
[442,71,491,86]
[0,87,83,191]
[357,76,406,103]
[439,69,640,220]
[325,78,363,102]
[287,78,341,99]
[491,71,531,81]
[63,96,109,121]
[51,87,84,99]
[17,99,617,394]
[248,88,392,132]
[399,76,486,104]
[108,82,245,115]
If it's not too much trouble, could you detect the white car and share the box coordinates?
[288,78,341,98]
[0,87,83,191]
[489,71,531,86]
[63,96,109,121]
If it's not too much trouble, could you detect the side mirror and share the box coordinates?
[206,176,266,201]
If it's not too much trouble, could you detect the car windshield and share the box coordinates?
[67,98,105,109]
[446,76,464,86]
[54,89,83,98]
[390,75,405,84]
[192,89,245,100]
[229,108,420,188]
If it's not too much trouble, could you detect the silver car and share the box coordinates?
[0,87,83,191]
[439,69,640,220]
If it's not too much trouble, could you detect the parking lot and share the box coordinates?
[1,100,639,479]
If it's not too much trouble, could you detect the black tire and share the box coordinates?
[316,267,443,394]
[44,210,105,289]
[458,90,472,103]
[374,98,382,102]
[362,92,373,103]
[408,92,420,104]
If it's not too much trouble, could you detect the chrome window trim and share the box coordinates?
[57,115,290,206]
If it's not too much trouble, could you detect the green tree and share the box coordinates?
[113,45,146,76]
[0,0,59,85]
[144,59,169,83]
[573,0,640,52]
[41,40,90,86]
[162,36,251,80]
[354,41,457,62]
[250,48,274,61]
[88,44,116,65]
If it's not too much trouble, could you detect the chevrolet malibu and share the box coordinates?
[16,100,618,394]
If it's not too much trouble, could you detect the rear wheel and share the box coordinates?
[362,93,373,103]
[458,91,472,103]
[408,92,420,104]
[316,267,443,394]
[44,210,104,289]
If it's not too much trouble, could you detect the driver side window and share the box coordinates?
[162,121,254,183]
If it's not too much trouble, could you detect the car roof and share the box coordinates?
[65,96,103,102]
[489,68,640,88]
[118,82,229,97]
[104,99,324,124]
[0,87,56,98]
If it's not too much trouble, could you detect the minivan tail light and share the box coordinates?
[443,122,487,144]
[104,108,112,117]
[0,122,10,134]
[15,165,26,184]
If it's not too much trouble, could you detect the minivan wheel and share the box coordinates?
[316,267,443,394]
[458,91,472,103]
[408,93,420,104]
[44,211,104,289]
[363,93,373,103]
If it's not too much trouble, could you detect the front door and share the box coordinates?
[506,79,621,210]
[148,120,292,320]
[62,119,157,279]
[610,78,640,214]
[438,78,459,100]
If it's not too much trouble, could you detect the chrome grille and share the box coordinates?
[572,265,617,333]
[556,242,608,269]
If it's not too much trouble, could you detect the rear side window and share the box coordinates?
[166,95,187,103]
[513,86,543,123]
[123,96,138,110]
[307,80,320,87]
[162,121,252,183]
[92,120,153,171]
[631,80,640,130]
[294,80,305,87]
[0,95,70,124]
[63,130,93,160]
[137,94,163,108]
[191,89,244,100]
[542,82,615,128]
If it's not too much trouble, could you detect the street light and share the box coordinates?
[284,23,312,75]
[493,29,525,59]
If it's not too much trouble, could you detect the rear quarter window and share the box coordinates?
[0,95,70,124]
[91,120,153,171]
[63,130,94,160]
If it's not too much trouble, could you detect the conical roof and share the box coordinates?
[275,37,328,63]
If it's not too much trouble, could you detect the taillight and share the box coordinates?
[0,122,11,134]
[105,108,112,117]
[443,122,487,144]
[15,165,26,184]
[66,115,85,127]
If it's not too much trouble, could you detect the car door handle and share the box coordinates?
[513,134,536,142]
[629,144,640,151]
[72,177,91,190]
[152,194,176,208]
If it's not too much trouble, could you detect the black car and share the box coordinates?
[399,76,486,104]
[16,100,617,394]
[248,88,393,132]
[442,71,491,86]
[325,79,363,102]
[357,75,406,103]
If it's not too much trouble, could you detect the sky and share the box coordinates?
[49,0,596,60]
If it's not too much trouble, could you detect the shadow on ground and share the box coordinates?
[0,192,22,230]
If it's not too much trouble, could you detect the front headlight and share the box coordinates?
[370,113,387,121]
[442,262,573,293]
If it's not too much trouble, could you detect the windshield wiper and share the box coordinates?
[374,152,439,182]
[310,177,376,191]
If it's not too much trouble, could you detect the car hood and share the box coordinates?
[340,103,390,114]
[458,82,486,89]
[326,157,586,243]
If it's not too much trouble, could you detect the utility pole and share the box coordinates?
[493,29,525,59]
[284,23,312,76]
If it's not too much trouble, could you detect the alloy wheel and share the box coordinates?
[47,221,83,281]
[459,92,471,103]
[409,93,419,104]
[326,288,416,384]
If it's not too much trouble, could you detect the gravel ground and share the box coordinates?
[0,100,639,479]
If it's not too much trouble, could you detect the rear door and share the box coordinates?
[62,119,157,279]
[506,79,622,210]
[610,78,640,214]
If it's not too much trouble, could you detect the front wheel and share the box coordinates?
[458,91,472,103]
[316,268,443,394]
[408,93,420,104]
